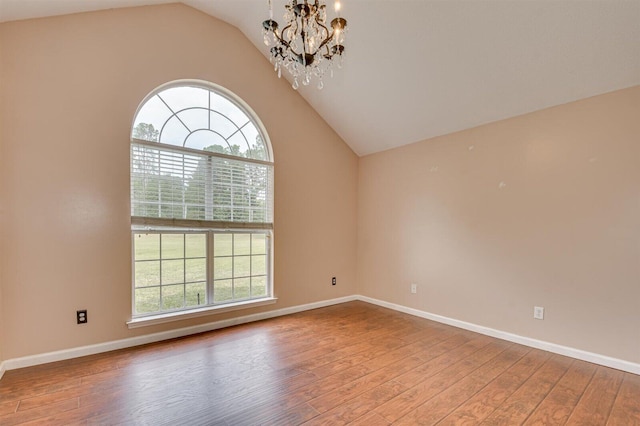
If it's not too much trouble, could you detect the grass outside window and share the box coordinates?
[133,231,270,316]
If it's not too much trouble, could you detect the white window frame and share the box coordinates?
[128,80,275,328]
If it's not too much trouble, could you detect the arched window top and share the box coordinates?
[132,81,272,162]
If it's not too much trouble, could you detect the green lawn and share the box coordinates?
[133,232,268,315]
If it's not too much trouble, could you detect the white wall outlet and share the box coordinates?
[410,283,417,294]
[534,306,544,320]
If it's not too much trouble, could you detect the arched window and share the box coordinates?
[129,81,274,322]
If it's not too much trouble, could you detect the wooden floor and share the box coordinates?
[1,302,639,425]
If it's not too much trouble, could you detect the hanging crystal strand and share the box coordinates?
[292,78,299,89]
[303,68,311,85]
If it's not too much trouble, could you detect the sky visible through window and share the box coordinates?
[133,85,265,160]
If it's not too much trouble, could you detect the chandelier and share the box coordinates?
[262,0,347,90]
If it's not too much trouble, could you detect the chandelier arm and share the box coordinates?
[322,44,332,60]
[315,21,333,53]
[279,22,294,47]
[270,22,282,41]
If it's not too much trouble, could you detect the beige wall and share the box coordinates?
[0,4,358,360]
[358,86,640,363]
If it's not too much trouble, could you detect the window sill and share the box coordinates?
[126,297,278,329]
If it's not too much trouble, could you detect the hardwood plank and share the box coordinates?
[306,355,422,413]
[16,387,82,412]
[607,372,640,425]
[218,356,409,425]
[0,398,79,426]
[392,334,493,388]
[258,403,320,426]
[392,343,527,425]
[348,411,390,426]
[565,365,624,425]
[0,375,81,402]
[0,400,19,416]
[438,348,552,425]
[524,360,597,425]
[374,338,505,423]
[481,354,573,424]
[301,380,406,425]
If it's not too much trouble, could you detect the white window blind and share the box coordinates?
[131,140,273,228]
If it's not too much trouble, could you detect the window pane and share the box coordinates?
[162,284,184,310]
[251,234,266,255]
[227,131,251,158]
[234,234,251,255]
[210,111,241,139]
[185,234,206,258]
[186,282,207,307]
[161,234,184,259]
[186,129,228,152]
[235,277,250,299]
[162,259,184,284]
[214,257,232,279]
[135,261,159,287]
[135,287,160,314]
[178,108,209,135]
[135,233,159,260]
[160,86,209,114]
[210,94,248,128]
[133,96,172,140]
[186,258,206,282]
[160,115,189,146]
[251,255,266,276]
[214,234,233,256]
[234,256,251,277]
[241,123,265,160]
[214,279,233,302]
[252,276,267,298]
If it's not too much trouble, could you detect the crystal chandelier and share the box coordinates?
[262,0,347,90]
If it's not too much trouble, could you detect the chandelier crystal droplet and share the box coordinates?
[262,0,347,90]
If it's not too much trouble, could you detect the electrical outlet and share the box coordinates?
[77,310,88,324]
[533,306,544,320]
[332,277,336,286]
[410,283,417,294]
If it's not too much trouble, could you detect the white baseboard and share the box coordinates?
[2,294,639,376]
[2,295,357,372]
[357,295,640,375]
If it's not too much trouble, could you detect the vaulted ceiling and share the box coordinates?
[2,0,639,156]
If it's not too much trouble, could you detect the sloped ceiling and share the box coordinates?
[2,0,639,156]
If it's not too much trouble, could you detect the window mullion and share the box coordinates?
[159,235,163,310]
[183,234,187,309]
[231,233,235,300]
[205,157,213,221]
[207,231,215,305]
